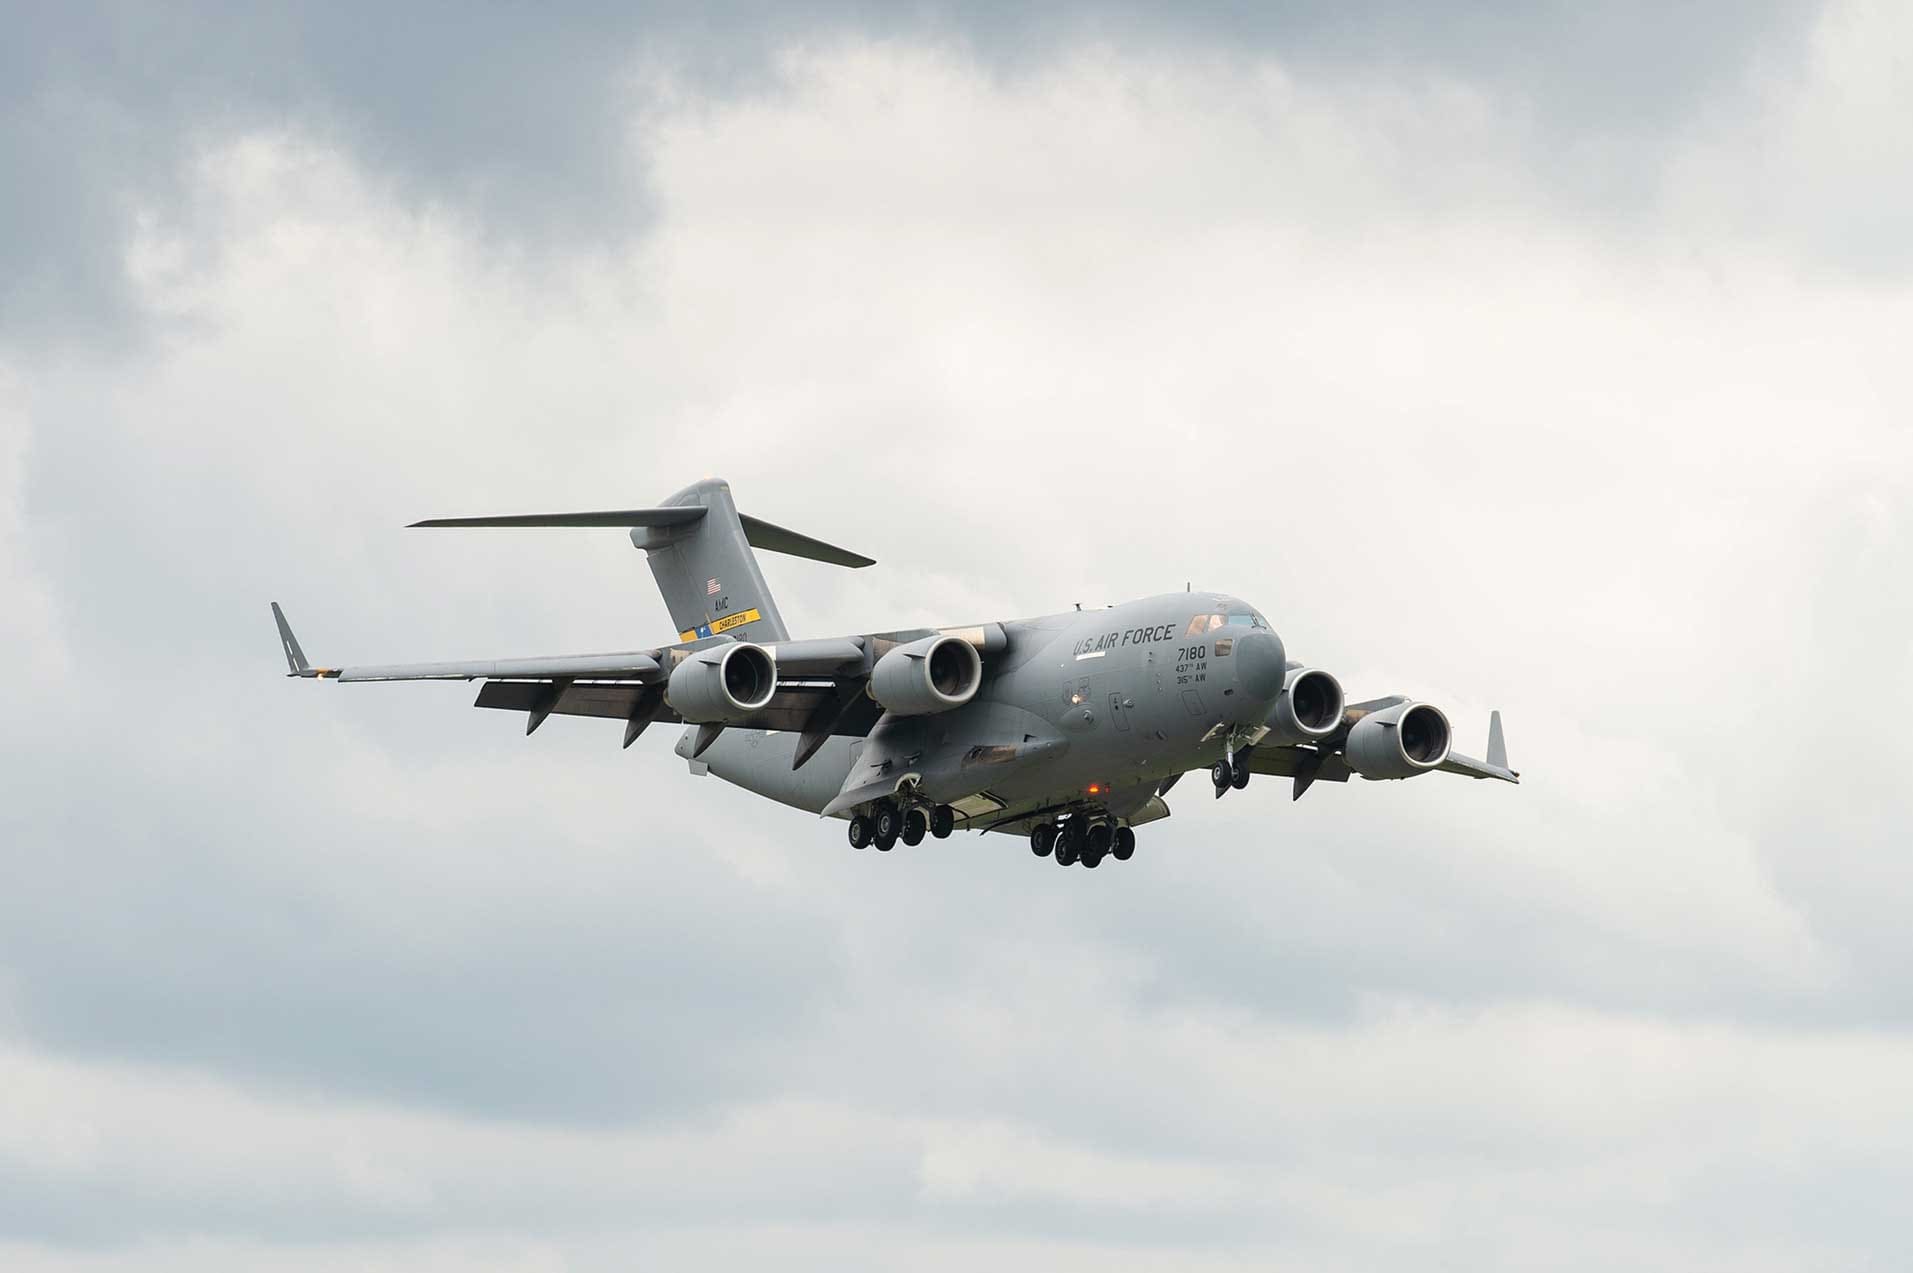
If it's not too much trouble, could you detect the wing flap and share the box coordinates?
[472,678,883,737]
[1244,747,1352,782]
[474,681,669,721]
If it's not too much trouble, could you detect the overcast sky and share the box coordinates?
[3,2,1910,1268]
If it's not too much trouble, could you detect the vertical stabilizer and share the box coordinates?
[636,479,792,643]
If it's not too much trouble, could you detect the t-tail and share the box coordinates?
[409,477,873,643]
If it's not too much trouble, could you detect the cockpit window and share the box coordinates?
[1188,610,1267,635]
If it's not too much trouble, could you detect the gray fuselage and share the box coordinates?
[676,591,1288,835]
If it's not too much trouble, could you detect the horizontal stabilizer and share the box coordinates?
[739,513,875,568]
[409,507,708,529]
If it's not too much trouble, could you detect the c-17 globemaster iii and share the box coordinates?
[272,478,1516,867]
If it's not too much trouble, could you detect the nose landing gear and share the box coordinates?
[1212,750,1254,798]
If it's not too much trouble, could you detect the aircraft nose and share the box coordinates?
[1232,629,1288,708]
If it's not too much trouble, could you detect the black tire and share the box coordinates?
[902,808,928,846]
[1085,822,1113,858]
[1056,821,1083,866]
[1112,826,1136,861]
[1211,760,1233,789]
[1230,763,1251,790]
[1031,824,1056,857]
[1082,850,1102,869]
[873,802,900,851]
[930,805,956,839]
[848,816,871,849]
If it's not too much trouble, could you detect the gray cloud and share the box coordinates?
[3,5,1911,1268]
[3,1,1815,344]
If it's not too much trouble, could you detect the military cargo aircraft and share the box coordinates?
[273,478,1516,867]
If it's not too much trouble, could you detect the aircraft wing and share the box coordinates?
[270,603,944,758]
[1245,704,1517,799]
[1436,710,1518,782]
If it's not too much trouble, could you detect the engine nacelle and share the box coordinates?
[1263,668,1345,746]
[1344,701,1451,779]
[870,634,983,716]
[667,642,777,723]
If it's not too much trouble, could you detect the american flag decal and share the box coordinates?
[706,577,721,596]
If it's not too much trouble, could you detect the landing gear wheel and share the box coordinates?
[1112,827,1136,861]
[930,805,956,839]
[1055,820,1084,866]
[902,808,928,846]
[847,815,872,849]
[1084,822,1113,858]
[1082,849,1103,868]
[1230,761,1251,790]
[1211,760,1233,796]
[1031,824,1057,857]
[873,803,901,851]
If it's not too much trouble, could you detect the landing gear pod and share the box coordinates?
[871,634,983,716]
[667,642,777,722]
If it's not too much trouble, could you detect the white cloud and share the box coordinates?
[4,4,1911,1267]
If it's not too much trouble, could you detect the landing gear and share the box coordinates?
[902,808,928,846]
[1212,756,1252,796]
[930,805,956,839]
[848,815,872,849]
[1082,821,1113,868]
[1054,819,1083,866]
[1032,816,1142,867]
[872,802,901,851]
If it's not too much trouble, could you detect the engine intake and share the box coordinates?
[1263,668,1345,745]
[667,642,778,722]
[871,634,983,716]
[1344,701,1451,779]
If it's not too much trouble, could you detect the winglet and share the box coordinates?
[1487,710,1508,770]
[270,603,323,678]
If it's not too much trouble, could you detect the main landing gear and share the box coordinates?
[847,800,957,852]
[1030,817,1138,869]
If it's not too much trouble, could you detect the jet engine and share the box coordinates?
[1344,701,1451,779]
[1262,668,1345,746]
[870,634,983,716]
[667,642,777,722]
